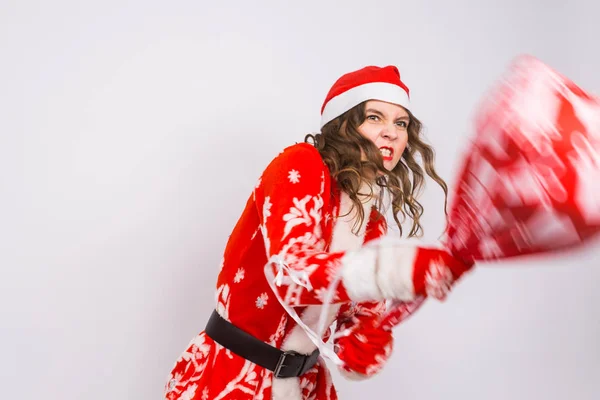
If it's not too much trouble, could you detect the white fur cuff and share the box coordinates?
[376,244,417,301]
[340,246,383,301]
[340,240,418,302]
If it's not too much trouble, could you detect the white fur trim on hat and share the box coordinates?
[320,81,410,128]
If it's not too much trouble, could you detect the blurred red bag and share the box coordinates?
[380,54,600,329]
[446,54,600,262]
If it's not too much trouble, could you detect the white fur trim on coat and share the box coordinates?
[340,247,381,301]
[341,238,418,302]
[272,184,377,400]
[376,241,417,301]
[271,306,333,400]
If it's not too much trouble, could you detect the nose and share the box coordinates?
[381,124,398,140]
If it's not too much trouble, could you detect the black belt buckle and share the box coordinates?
[274,349,320,378]
[274,350,300,378]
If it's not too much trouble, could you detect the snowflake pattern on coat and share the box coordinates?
[164,143,392,400]
[424,258,454,301]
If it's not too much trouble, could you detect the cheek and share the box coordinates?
[357,124,378,143]
[395,135,409,156]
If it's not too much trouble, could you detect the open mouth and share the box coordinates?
[379,146,394,161]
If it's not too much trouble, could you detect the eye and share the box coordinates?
[395,120,408,128]
[366,114,380,121]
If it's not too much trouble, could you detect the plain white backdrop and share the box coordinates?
[1,1,599,399]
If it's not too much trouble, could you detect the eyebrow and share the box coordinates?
[365,108,410,121]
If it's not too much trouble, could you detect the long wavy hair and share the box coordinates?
[305,101,448,237]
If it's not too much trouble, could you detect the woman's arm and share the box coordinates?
[255,144,473,308]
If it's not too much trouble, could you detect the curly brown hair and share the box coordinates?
[305,101,448,237]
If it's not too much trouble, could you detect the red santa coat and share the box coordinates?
[164,143,396,400]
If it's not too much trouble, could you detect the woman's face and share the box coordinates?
[357,100,410,171]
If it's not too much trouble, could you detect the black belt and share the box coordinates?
[205,310,320,378]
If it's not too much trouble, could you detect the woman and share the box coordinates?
[164,65,473,400]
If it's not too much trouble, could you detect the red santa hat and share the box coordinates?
[320,65,411,129]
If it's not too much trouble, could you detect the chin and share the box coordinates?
[383,161,397,171]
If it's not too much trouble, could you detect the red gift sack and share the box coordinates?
[446,54,600,262]
[380,55,600,329]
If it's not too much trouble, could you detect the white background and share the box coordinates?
[1,1,599,399]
